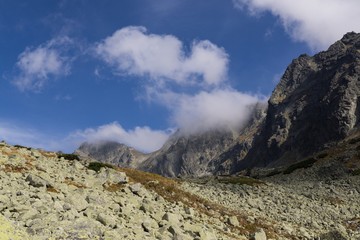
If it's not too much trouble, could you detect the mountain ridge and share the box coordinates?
[76,32,360,177]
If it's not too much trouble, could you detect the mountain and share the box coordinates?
[235,31,360,170]
[76,32,360,176]
[75,141,147,168]
[77,103,266,177]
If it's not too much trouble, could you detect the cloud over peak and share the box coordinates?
[95,26,229,86]
[234,0,360,50]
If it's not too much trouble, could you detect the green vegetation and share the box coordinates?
[217,176,264,186]
[316,152,328,159]
[283,157,317,174]
[14,145,31,150]
[265,169,282,177]
[349,137,360,144]
[87,161,114,172]
[351,169,360,176]
[58,153,80,161]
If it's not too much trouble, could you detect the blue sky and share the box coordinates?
[1,0,359,152]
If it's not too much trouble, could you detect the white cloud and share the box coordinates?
[69,122,171,153]
[234,0,360,50]
[96,26,228,86]
[13,37,72,91]
[148,88,266,134]
[0,120,171,153]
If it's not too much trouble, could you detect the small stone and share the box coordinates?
[97,213,117,228]
[129,183,143,195]
[26,174,49,188]
[227,216,239,227]
[19,208,38,222]
[251,228,267,240]
[162,213,181,225]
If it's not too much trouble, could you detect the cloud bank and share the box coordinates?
[0,120,170,153]
[70,122,171,153]
[96,26,228,86]
[13,37,73,91]
[169,89,263,134]
[234,0,360,50]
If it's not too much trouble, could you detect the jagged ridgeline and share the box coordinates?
[77,32,360,177]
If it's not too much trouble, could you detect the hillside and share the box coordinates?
[1,140,360,239]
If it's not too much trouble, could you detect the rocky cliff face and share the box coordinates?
[75,141,147,168]
[237,32,360,169]
[139,101,266,177]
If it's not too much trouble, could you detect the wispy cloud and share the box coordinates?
[69,122,172,153]
[147,88,266,135]
[95,26,228,86]
[12,37,73,92]
[0,120,171,153]
[233,0,360,50]
[0,120,63,151]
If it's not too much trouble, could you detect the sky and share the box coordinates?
[1,0,359,153]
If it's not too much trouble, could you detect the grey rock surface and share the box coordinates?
[238,32,360,169]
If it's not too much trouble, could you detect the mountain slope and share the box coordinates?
[75,141,147,168]
[139,103,267,177]
[236,32,360,170]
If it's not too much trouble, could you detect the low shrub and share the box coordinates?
[217,176,264,186]
[14,145,31,150]
[283,157,317,174]
[265,169,282,177]
[349,137,360,145]
[87,162,114,172]
[58,153,80,161]
[316,152,328,159]
[352,169,360,176]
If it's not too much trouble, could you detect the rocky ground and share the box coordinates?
[181,172,360,240]
[1,140,360,239]
[0,142,264,240]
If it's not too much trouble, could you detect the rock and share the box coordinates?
[162,213,181,225]
[97,213,117,228]
[25,174,49,188]
[19,208,39,222]
[251,228,267,240]
[129,183,143,195]
[65,193,88,212]
[227,216,239,227]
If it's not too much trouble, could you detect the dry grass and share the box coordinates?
[46,186,60,193]
[216,175,265,186]
[325,196,344,205]
[344,217,360,231]
[3,164,29,173]
[64,177,86,189]
[118,167,282,239]
[103,183,126,192]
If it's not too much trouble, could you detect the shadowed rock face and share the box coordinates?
[237,32,360,169]
[139,103,267,177]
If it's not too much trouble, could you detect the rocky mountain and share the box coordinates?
[77,103,266,177]
[76,32,360,177]
[75,141,147,168]
[236,32,360,170]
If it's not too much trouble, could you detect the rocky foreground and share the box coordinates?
[0,142,268,240]
[1,141,360,239]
